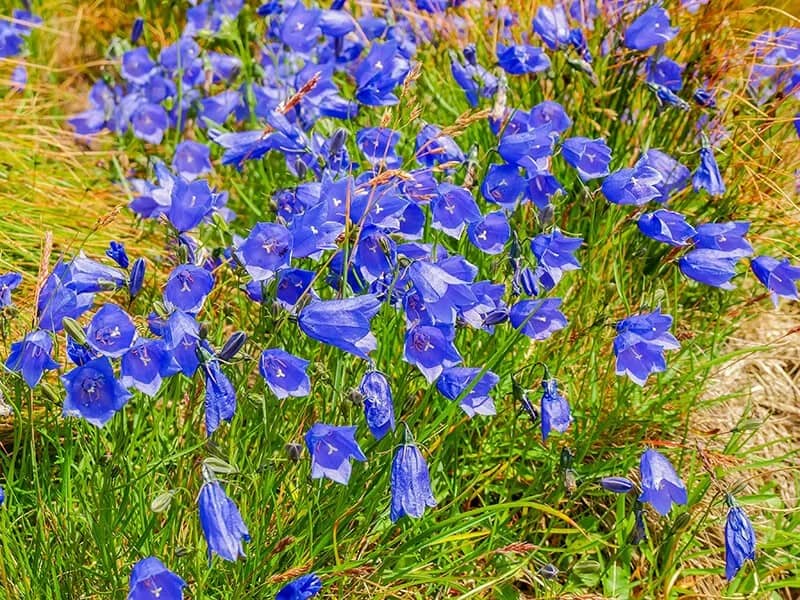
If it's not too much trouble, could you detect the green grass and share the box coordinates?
[0,0,799,598]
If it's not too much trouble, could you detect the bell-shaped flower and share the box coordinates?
[259,348,310,399]
[540,378,572,440]
[530,230,583,290]
[359,370,395,440]
[5,330,59,388]
[624,5,678,51]
[637,210,696,246]
[162,310,202,376]
[172,141,212,181]
[276,573,323,600]
[496,44,551,75]
[0,272,22,308]
[164,264,214,313]
[121,47,156,84]
[436,367,499,417]
[751,255,800,306]
[169,179,214,232]
[298,295,382,359]
[561,137,612,181]
[509,298,568,340]
[304,423,366,485]
[467,211,510,255]
[498,130,556,171]
[390,441,436,522]
[679,249,739,289]
[692,146,725,196]
[203,358,236,436]
[481,164,527,211]
[234,222,293,281]
[62,356,132,427]
[66,253,126,293]
[692,221,752,258]
[533,5,571,50]
[415,124,465,167]
[355,41,410,106]
[127,557,186,600]
[602,164,663,205]
[613,308,680,385]
[120,339,178,397]
[130,102,169,145]
[105,241,129,269]
[404,324,462,383]
[356,127,401,169]
[198,480,250,562]
[431,184,482,239]
[635,149,690,201]
[725,504,756,580]
[638,449,687,515]
[85,303,137,359]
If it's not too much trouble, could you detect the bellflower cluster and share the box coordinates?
[14,0,795,589]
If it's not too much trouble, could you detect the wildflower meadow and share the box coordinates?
[0,0,799,598]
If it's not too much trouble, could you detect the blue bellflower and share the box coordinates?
[172,141,212,181]
[561,137,612,181]
[614,309,680,385]
[431,184,482,239]
[530,230,583,290]
[127,557,186,600]
[751,255,800,306]
[624,5,678,51]
[600,476,635,494]
[679,249,739,289]
[509,299,568,340]
[203,358,236,436]
[169,179,214,232]
[164,264,215,313]
[0,272,22,308]
[725,504,756,580]
[467,211,510,255]
[105,241,129,269]
[637,210,696,246]
[636,149,690,201]
[5,330,59,388]
[305,423,367,485]
[259,348,311,399]
[540,378,572,440]
[692,146,725,196]
[298,295,382,359]
[234,222,293,281]
[496,44,551,75]
[354,41,410,106]
[276,573,323,600]
[198,480,250,562]
[390,441,436,522]
[533,5,571,50]
[62,357,132,427]
[602,164,663,205]
[404,324,462,383]
[638,449,687,515]
[481,164,527,210]
[85,303,137,359]
[359,370,396,440]
[120,339,177,397]
[693,221,752,257]
[436,367,500,417]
